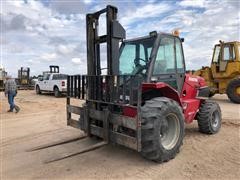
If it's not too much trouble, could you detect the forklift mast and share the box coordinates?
[19,67,30,79]
[49,65,59,73]
[86,5,126,76]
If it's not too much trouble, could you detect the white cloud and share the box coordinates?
[71,58,82,65]
[83,0,93,4]
[122,1,239,69]
[41,53,58,61]
[179,1,239,69]
[27,59,40,65]
[57,44,76,55]
[178,0,205,8]
[120,3,173,27]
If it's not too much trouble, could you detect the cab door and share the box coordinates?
[219,43,236,72]
[174,37,185,92]
[42,74,50,91]
[151,35,185,93]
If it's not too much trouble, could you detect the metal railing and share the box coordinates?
[67,75,142,106]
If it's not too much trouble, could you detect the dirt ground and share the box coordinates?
[1,90,240,180]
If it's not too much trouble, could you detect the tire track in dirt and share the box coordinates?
[222,121,240,127]
[2,128,67,146]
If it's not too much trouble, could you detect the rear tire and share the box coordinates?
[54,87,61,97]
[140,97,184,163]
[196,100,221,134]
[36,85,41,94]
[226,78,240,104]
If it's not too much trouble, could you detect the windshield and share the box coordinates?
[238,44,240,56]
[119,37,156,75]
[213,45,220,63]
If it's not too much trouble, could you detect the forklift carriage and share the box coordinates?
[67,74,143,151]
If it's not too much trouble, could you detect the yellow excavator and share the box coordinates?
[194,41,240,103]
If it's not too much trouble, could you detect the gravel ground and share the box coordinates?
[1,90,239,180]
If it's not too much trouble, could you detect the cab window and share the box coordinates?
[223,44,235,61]
[213,45,220,63]
[175,38,185,73]
[53,74,67,80]
[153,37,175,74]
[43,74,50,80]
[119,37,155,75]
[238,44,240,55]
[119,44,136,74]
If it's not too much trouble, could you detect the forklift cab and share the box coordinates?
[119,33,185,92]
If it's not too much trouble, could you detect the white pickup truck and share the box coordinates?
[35,73,67,97]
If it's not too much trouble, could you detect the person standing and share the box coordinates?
[4,76,20,113]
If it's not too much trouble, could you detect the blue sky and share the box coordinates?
[1,0,239,77]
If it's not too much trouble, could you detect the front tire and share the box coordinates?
[54,87,61,97]
[140,97,185,163]
[36,85,41,94]
[226,78,240,104]
[196,100,221,134]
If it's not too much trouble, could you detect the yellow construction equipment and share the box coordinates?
[194,41,240,103]
[0,67,7,91]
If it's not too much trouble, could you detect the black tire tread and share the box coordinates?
[196,100,221,134]
[36,85,41,94]
[54,87,61,97]
[226,78,240,104]
[140,97,184,163]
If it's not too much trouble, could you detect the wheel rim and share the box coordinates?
[211,110,220,129]
[235,86,240,96]
[160,113,180,150]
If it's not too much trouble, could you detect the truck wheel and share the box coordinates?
[54,87,61,97]
[36,85,41,94]
[196,100,221,134]
[140,97,184,163]
[226,78,240,104]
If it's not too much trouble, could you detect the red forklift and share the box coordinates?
[66,5,221,163]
